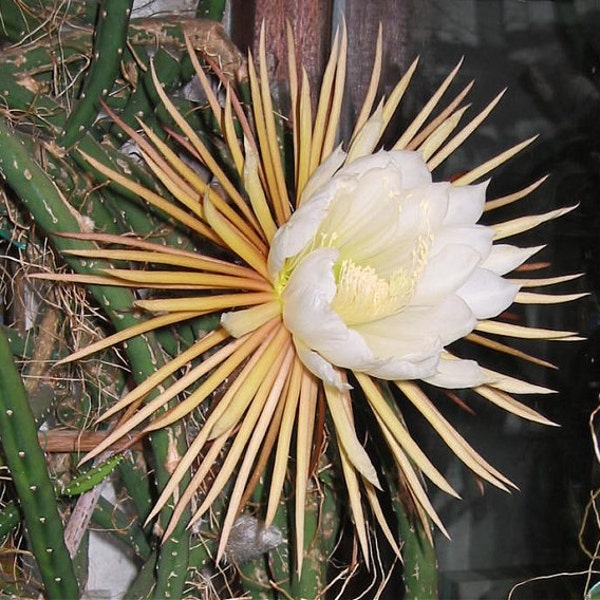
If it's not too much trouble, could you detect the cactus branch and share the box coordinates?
[0,328,79,599]
[60,0,135,148]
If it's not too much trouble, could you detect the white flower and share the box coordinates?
[64,25,582,565]
[269,149,520,390]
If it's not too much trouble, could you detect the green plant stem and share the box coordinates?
[92,496,152,560]
[0,500,20,539]
[61,0,135,148]
[196,0,227,21]
[0,115,191,600]
[149,423,191,600]
[397,509,438,600]
[0,328,79,599]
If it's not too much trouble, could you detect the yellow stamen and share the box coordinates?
[332,260,414,325]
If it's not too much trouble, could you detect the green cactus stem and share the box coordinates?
[107,47,184,144]
[60,0,134,148]
[116,455,154,526]
[149,422,191,600]
[92,496,152,560]
[59,455,124,497]
[0,500,20,539]
[397,509,439,600]
[0,114,191,600]
[0,328,79,599]
[0,0,97,43]
[196,0,227,21]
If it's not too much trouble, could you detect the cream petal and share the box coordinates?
[282,249,381,369]
[362,352,440,380]
[481,244,545,275]
[361,294,476,346]
[424,356,491,389]
[443,181,488,226]
[429,225,493,262]
[293,336,350,390]
[411,244,482,305]
[357,328,442,362]
[299,145,347,203]
[456,268,520,319]
[282,249,339,320]
[346,101,384,163]
[339,149,433,190]
[268,180,340,278]
[319,167,404,248]
[344,184,448,277]
[387,150,434,188]
[401,183,450,233]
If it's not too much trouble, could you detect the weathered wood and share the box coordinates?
[343,0,434,135]
[230,0,333,99]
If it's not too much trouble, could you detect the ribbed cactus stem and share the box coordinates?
[60,0,134,148]
[196,0,227,21]
[93,496,152,560]
[0,500,20,539]
[0,329,80,599]
[0,115,191,600]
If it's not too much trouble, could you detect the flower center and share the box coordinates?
[331,259,415,325]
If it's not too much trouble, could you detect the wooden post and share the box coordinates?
[229,0,333,101]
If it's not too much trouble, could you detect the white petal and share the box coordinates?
[363,353,440,380]
[443,181,488,226]
[411,244,482,305]
[268,181,339,278]
[456,268,520,319]
[337,149,432,189]
[375,295,475,346]
[299,145,346,203]
[482,244,545,275]
[293,336,350,390]
[282,249,379,368]
[387,150,433,188]
[430,225,493,262]
[346,101,384,163]
[424,356,491,389]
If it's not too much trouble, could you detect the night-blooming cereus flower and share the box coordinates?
[266,149,511,391]
[47,24,584,569]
